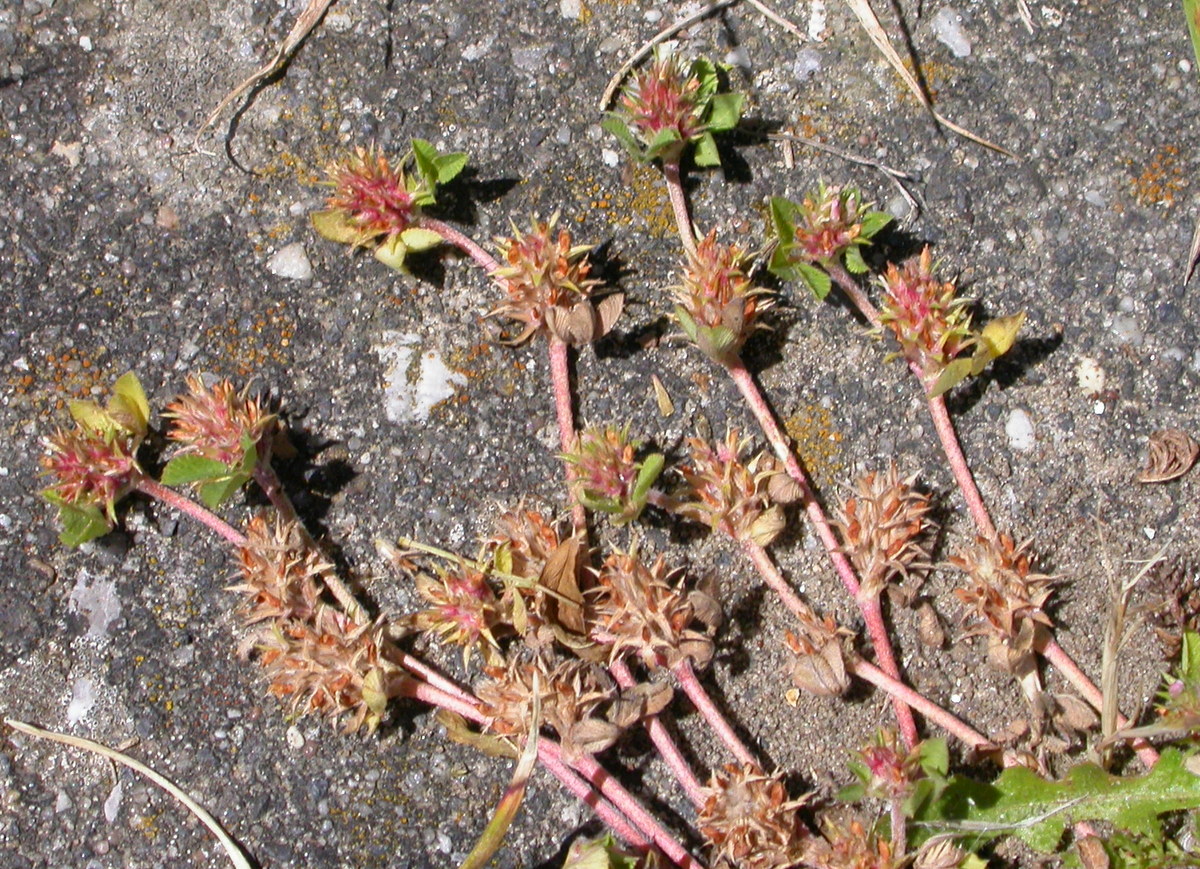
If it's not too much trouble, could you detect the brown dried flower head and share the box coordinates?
[951,534,1055,678]
[231,513,327,626]
[410,561,502,666]
[699,762,811,869]
[679,430,785,547]
[256,608,403,735]
[590,551,718,671]
[673,231,771,366]
[490,215,622,346]
[475,654,620,761]
[165,374,277,465]
[833,463,933,601]
[806,811,897,869]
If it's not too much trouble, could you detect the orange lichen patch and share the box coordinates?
[10,345,112,417]
[1128,145,1186,207]
[563,162,673,238]
[202,301,297,378]
[894,58,949,104]
[784,404,845,489]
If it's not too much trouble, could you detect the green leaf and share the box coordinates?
[645,127,683,161]
[692,132,721,168]
[917,738,950,778]
[374,236,409,272]
[410,138,440,190]
[1185,0,1200,72]
[561,833,646,869]
[796,262,833,300]
[674,305,699,343]
[769,196,798,243]
[68,399,114,437]
[860,209,893,239]
[198,475,247,510]
[434,151,468,185]
[1182,630,1200,682]
[311,209,361,245]
[43,493,112,547]
[110,372,150,437]
[399,227,445,253]
[929,358,973,398]
[918,747,1200,853]
[601,115,642,159]
[690,56,720,101]
[844,244,869,275]
[706,92,743,132]
[631,453,665,507]
[977,312,1025,362]
[161,454,231,486]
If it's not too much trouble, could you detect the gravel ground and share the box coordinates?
[2,0,1199,866]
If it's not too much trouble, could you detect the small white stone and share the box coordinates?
[1005,408,1036,452]
[1092,400,1105,415]
[286,725,305,749]
[103,781,123,824]
[1144,527,1157,540]
[78,35,92,51]
[559,0,582,18]
[55,791,73,813]
[266,243,313,281]
[932,7,971,58]
[1075,356,1104,395]
[601,148,620,167]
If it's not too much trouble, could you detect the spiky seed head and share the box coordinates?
[951,534,1056,678]
[805,811,896,869]
[790,184,871,266]
[620,49,709,151]
[590,551,717,671]
[833,463,934,602]
[699,763,811,869]
[678,430,784,546]
[231,513,327,625]
[165,374,277,466]
[673,232,771,366]
[410,561,501,666]
[562,426,663,526]
[322,145,420,245]
[41,425,140,519]
[878,248,975,380]
[490,215,620,346]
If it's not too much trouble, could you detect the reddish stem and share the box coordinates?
[848,658,991,751]
[134,477,247,548]
[1041,638,1159,768]
[672,657,756,767]
[724,358,918,743]
[537,746,651,851]
[829,263,998,542]
[927,394,997,542]
[610,658,708,808]
[662,159,697,256]
[418,216,501,274]
[548,337,589,537]
[858,594,918,748]
[741,540,817,624]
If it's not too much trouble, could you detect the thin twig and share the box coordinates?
[599,0,740,110]
[5,719,254,869]
[743,0,806,40]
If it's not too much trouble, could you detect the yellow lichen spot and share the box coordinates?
[784,404,845,489]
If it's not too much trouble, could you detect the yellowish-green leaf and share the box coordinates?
[68,399,114,436]
[373,236,409,272]
[399,227,445,252]
[310,209,360,245]
[1186,0,1200,71]
[110,372,150,437]
[978,312,1025,362]
[929,358,974,398]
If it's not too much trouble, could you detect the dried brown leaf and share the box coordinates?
[541,536,586,634]
[1138,428,1199,483]
[609,682,674,728]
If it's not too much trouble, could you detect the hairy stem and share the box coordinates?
[134,478,247,547]
[858,593,919,747]
[662,159,697,256]
[673,657,756,767]
[549,337,588,536]
[610,657,708,808]
[741,539,817,624]
[724,358,918,745]
[418,216,501,274]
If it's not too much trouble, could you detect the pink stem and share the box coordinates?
[672,657,756,767]
[610,658,708,808]
[848,658,991,751]
[859,594,919,748]
[537,747,651,852]
[549,337,588,536]
[927,394,997,542]
[392,650,477,706]
[556,744,705,869]
[829,264,998,543]
[662,159,697,256]
[134,478,248,548]
[1042,639,1159,768]
[418,216,501,274]
[742,540,817,626]
[725,359,919,742]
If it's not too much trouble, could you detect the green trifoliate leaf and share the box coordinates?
[410,138,440,191]
[795,262,833,300]
[692,132,721,168]
[706,91,743,133]
[43,490,112,547]
[860,209,893,239]
[674,305,699,343]
[844,244,869,275]
[161,454,231,486]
